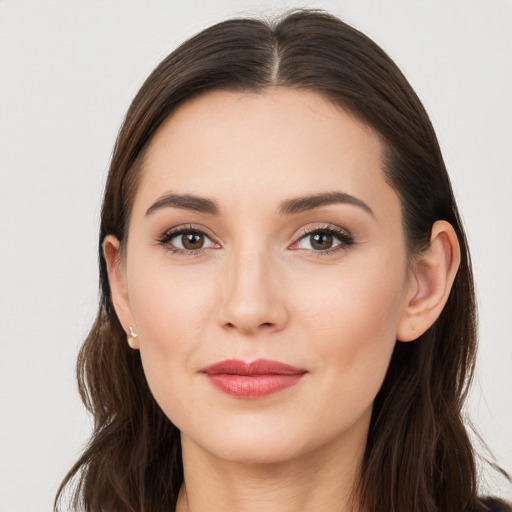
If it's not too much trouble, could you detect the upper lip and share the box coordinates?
[200,359,307,376]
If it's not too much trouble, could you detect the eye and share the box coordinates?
[157,226,218,254]
[292,225,355,254]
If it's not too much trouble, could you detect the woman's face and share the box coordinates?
[116,88,414,463]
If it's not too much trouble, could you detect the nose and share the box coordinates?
[217,246,288,336]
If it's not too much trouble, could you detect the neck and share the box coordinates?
[175,416,368,512]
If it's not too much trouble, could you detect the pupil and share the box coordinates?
[311,233,332,250]
[183,232,204,249]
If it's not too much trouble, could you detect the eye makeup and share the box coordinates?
[156,223,356,258]
[290,224,355,257]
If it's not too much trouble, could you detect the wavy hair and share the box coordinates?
[55,10,509,512]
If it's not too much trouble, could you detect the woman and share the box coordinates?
[55,9,510,512]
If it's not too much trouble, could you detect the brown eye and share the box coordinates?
[310,232,334,250]
[158,227,218,253]
[293,226,355,254]
[181,232,205,250]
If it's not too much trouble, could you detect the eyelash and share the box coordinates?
[293,225,355,257]
[156,224,355,257]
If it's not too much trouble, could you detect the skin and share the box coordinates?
[104,88,460,512]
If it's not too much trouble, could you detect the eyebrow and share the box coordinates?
[145,191,374,217]
[146,193,220,216]
[279,191,374,217]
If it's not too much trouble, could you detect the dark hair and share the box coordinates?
[55,9,510,512]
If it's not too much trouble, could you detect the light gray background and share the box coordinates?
[0,0,511,510]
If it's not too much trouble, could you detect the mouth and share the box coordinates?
[200,359,308,398]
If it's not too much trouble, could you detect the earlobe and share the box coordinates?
[102,235,140,350]
[397,220,461,342]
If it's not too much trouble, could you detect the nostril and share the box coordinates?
[223,321,275,331]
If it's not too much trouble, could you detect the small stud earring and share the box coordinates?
[129,326,138,339]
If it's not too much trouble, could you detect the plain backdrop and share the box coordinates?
[0,0,511,510]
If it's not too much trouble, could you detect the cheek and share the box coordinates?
[127,262,217,409]
[296,252,405,339]
[294,256,405,402]
[129,255,215,341]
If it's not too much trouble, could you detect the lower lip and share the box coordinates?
[205,373,306,398]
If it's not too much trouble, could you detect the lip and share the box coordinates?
[200,359,308,398]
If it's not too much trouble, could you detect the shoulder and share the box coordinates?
[480,497,512,512]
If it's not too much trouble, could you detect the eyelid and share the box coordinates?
[157,223,355,256]
[289,223,355,255]
[293,223,352,241]
[157,224,220,254]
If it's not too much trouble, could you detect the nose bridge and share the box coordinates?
[218,237,286,334]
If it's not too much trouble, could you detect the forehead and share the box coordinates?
[132,88,400,222]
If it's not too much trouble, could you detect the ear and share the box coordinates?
[102,235,140,349]
[397,220,461,342]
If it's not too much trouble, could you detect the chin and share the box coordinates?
[183,416,347,467]
[180,420,312,465]
[205,439,305,465]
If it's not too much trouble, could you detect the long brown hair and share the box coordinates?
[55,10,509,512]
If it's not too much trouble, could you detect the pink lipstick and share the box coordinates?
[200,359,307,398]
